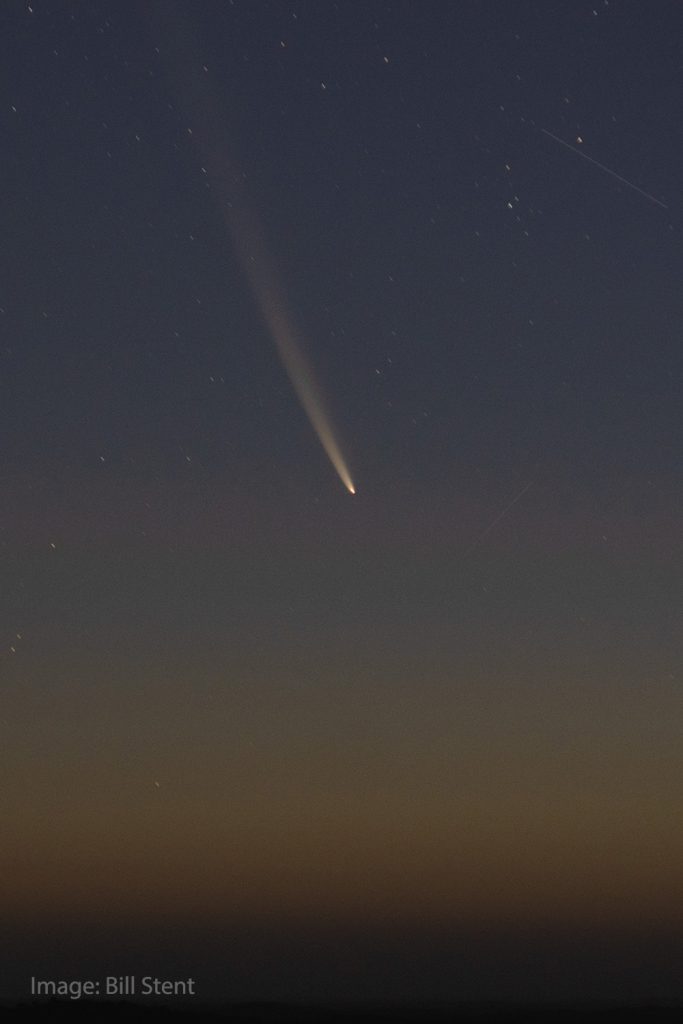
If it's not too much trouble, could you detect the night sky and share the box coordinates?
[2,0,683,1008]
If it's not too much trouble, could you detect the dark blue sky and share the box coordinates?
[4,0,680,484]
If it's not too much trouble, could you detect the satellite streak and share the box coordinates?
[466,481,533,554]
[541,128,668,209]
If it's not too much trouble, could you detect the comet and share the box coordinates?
[152,3,356,495]
[257,281,356,495]
[231,206,357,496]
[228,211,357,497]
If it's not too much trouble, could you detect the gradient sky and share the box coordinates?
[2,0,682,1006]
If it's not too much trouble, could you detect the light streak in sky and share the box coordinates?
[254,278,357,496]
[226,207,357,497]
[155,3,356,495]
[541,128,668,209]
[466,481,533,554]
